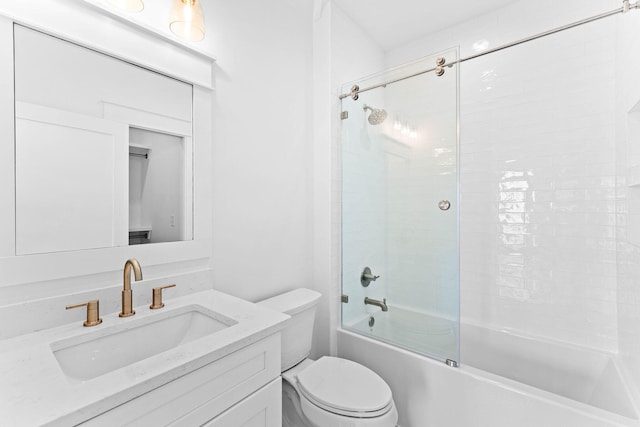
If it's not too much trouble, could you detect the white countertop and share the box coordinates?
[0,290,288,426]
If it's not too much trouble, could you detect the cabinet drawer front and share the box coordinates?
[81,333,281,426]
[199,377,281,427]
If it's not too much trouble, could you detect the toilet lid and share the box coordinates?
[296,356,393,415]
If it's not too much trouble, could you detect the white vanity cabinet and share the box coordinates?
[202,379,281,427]
[80,334,282,427]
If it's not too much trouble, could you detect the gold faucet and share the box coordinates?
[150,284,176,309]
[119,258,143,317]
[66,300,102,327]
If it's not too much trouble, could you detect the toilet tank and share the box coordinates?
[257,288,322,371]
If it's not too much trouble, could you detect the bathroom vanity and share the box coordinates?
[0,290,287,426]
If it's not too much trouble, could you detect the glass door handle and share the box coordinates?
[438,200,451,211]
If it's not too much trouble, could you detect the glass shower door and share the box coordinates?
[341,48,459,364]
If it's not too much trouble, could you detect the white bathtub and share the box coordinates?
[339,310,639,427]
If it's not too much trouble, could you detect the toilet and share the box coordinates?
[258,288,398,427]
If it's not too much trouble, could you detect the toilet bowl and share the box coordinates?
[258,289,398,427]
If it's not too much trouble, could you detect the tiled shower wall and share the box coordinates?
[383,0,625,354]
[458,19,618,350]
[616,9,640,394]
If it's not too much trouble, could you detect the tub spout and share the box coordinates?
[364,297,388,312]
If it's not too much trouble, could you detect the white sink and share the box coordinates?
[51,305,237,382]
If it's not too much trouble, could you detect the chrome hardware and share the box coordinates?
[350,84,360,100]
[341,294,349,303]
[150,284,176,310]
[120,258,143,318]
[435,56,446,76]
[361,267,380,287]
[340,2,640,100]
[66,300,102,327]
[368,316,375,327]
[438,200,451,211]
[446,359,459,368]
[341,111,349,120]
[364,297,388,312]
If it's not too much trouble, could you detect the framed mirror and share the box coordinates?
[13,25,194,255]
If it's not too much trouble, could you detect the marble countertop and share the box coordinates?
[0,290,288,426]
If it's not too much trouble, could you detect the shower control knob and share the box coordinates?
[438,200,451,211]
[361,267,380,287]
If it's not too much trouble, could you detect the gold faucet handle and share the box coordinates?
[150,284,176,310]
[66,300,103,327]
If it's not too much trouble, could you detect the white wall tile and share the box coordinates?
[377,0,625,354]
[615,8,640,395]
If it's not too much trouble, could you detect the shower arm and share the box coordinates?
[339,0,640,100]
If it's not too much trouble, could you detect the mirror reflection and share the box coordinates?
[129,128,187,245]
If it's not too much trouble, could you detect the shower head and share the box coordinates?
[363,104,388,125]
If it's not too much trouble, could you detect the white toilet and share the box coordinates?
[258,288,398,427]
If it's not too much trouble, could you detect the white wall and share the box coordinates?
[206,1,315,298]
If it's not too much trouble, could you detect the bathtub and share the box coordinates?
[339,308,639,427]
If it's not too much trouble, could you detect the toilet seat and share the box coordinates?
[296,356,394,418]
[298,393,398,427]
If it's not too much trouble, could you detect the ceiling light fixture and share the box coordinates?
[170,0,206,42]
[103,0,206,42]
[105,0,144,13]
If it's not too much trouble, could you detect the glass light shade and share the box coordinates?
[170,0,205,42]
[105,0,144,12]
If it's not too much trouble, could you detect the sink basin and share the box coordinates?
[51,305,237,382]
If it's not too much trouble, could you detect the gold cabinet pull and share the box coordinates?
[150,284,176,310]
[66,300,103,327]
